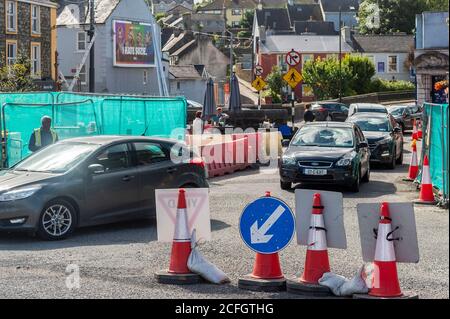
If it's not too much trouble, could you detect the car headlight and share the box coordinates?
[336,151,357,167]
[0,185,42,202]
[282,156,297,165]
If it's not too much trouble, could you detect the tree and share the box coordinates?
[0,53,36,92]
[265,66,284,103]
[358,0,448,35]
[302,57,354,100]
[240,10,254,30]
[343,55,376,94]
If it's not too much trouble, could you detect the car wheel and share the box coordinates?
[387,148,396,169]
[37,199,77,241]
[362,164,370,183]
[350,168,361,192]
[280,180,292,190]
[396,146,404,165]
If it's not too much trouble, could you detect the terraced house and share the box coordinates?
[0,0,58,88]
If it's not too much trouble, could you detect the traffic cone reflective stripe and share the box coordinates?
[169,189,192,274]
[300,193,330,284]
[369,203,402,297]
[418,155,435,203]
[408,140,419,180]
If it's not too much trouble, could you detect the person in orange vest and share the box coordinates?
[28,116,58,152]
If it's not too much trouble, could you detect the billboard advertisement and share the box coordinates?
[113,20,155,67]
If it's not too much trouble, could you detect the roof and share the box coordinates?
[169,65,204,79]
[255,8,292,31]
[57,0,121,25]
[171,39,197,57]
[287,3,323,24]
[305,122,354,128]
[319,0,359,12]
[294,21,337,35]
[353,35,414,53]
[261,35,353,53]
[197,0,257,11]
[62,135,179,145]
[348,112,390,119]
[29,0,58,8]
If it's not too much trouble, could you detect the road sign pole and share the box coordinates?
[258,91,261,110]
[291,90,295,129]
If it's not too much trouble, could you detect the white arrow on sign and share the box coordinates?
[250,205,286,244]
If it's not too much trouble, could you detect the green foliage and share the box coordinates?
[0,53,36,92]
[343,55,376,94]
[301,57,355,100]
[265,66,284,102]
[369,78,415,92]
[237,30,252,38]
[240,10,255,30]
[358,0,448,35]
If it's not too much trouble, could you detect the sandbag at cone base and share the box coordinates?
[251,253,284,279]
[300,250,330,284]
[369,261,402,297]
[169,242,191,274]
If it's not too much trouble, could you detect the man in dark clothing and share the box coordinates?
[28,116,58,152]
[303,104,315,123]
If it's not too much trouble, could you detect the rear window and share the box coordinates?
[350,117,390,132]
[358,107,387,113]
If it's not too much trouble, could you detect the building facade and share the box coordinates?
[196,0,256,28]
[0,0,58,88]
[414,11,449,105]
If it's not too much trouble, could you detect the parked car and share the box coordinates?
[187,100,203,109]
[388,104,423,132]
[348,103,388,117]
[279,122,370,192]
[347,113,403,169]
[311,102,349,121]
[0,136,208,240]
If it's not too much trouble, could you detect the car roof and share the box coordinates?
[348,112,390,120]
[59,135,181,146]
[313,101,344,105]
[303,121,355,128]
[353,103,387,109]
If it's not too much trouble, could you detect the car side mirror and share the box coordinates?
[88,164,105,174]
[358,142,369,149]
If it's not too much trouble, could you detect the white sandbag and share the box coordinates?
[187,229,230,284]
[318,266,369,296]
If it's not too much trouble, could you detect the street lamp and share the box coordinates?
[338,6,342,102]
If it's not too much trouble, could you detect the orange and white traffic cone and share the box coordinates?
[369,202,403,297]
[300,193,330,284]
[404,139,419,181]
[415,155,436,205]
[155,189,202,284]
[412,119,418,140]
[287,193,332,296]
[417,120,423,139]
[238,191,286,292]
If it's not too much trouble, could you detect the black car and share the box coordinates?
[388,104,423,132]
[279,122,370,192]
[347,113,404,169]
[348,103,388,117]
[0,136,208,240]
[311,102,349,121]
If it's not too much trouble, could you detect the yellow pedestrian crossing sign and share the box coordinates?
[252,76,267,92]
[283,68,303,89]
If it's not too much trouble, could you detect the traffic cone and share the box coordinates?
[369,202,402,297]
[300,193,330,284]
[412,119,418,140]
[238,191,286,292]
[416,155,436,204]
[417,120,423,139]
[404,139,418,181]
[155,189,202,284]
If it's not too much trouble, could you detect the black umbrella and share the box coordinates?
[202,78,216,120]
[228,73,242,113]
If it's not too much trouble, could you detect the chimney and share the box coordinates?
[341,26,352,45]
[257,0,263,10]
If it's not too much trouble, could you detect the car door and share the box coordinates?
[355,126,370,176]
[132,141,177,216]
[84,143,141,224]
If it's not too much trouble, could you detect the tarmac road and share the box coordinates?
[0,135,448,299]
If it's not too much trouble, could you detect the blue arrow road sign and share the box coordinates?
[239,197,295,254]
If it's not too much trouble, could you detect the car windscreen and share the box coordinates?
[13,143,98,173]
[351,118,390,132]
[389,107,405,116]
[357,107,387,113]
[291,126,354,148]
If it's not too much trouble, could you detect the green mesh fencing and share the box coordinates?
[417,103,449,201]
[1,92,187,168]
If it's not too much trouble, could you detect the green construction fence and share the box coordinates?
[1,92,187,168]
[416,103,449,205]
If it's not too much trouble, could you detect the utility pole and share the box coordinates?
[88,0,95,93]
[338,6,342,102]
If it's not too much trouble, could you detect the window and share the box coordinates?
[77,31,87,51]
[231,21,240,28]
[176,82,181,90]
[278,54,287,72]
[79,65,87,85]
[6,1,17,33]
[31,43,41,78]
[94,144,131,172]
[377,62,385,73]
[134,143,168,166]
[31,5,41,35]
[388,55,398,73]
[6,40,17,66]
[231,9,242,16]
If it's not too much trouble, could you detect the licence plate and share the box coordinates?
[304,169,327,176]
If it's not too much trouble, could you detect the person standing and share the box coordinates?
[28,116,58,152]
[303,104,315,123]
[212,107,229,126]
[192,111,203,135]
